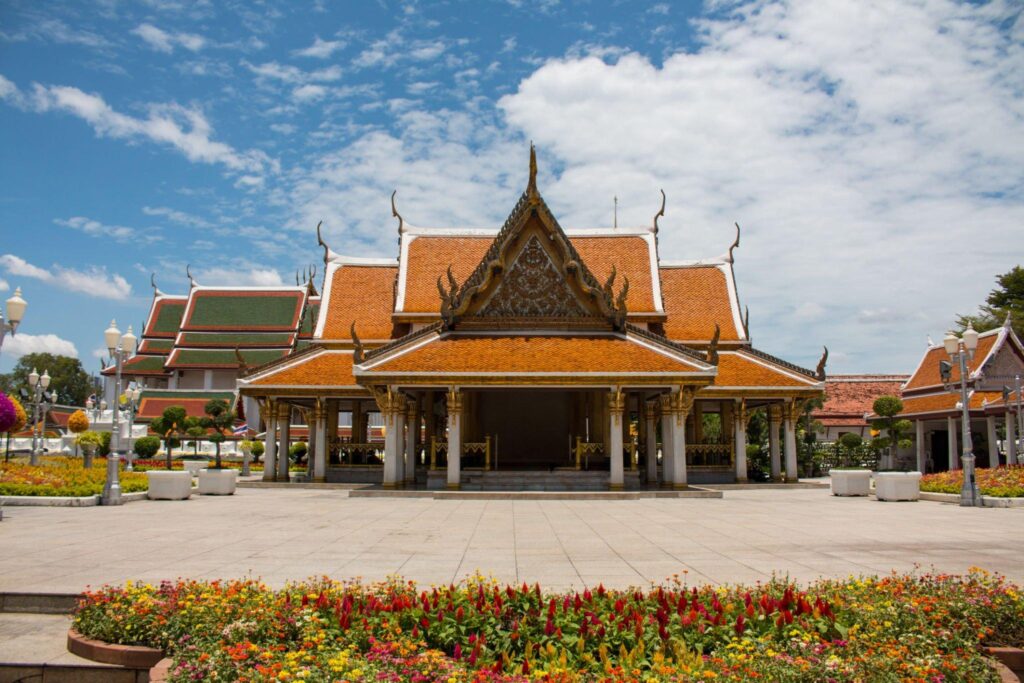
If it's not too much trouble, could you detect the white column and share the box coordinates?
[446,390,462,489]
[768,405,782,481]
[659,395,674,487]
[277,404,291,481]
[734,399,748,482]
[394,409,406,483]
[1008,411,1018,465]
[986,416,999,468]
[405,400,419,485]
[314,401,327,482]
[381,401,401,489]
[916,419,926,473]
[203,369,213,390]
[672,390,692,489]
[608,391,625,490]
[947,416,959,470]
[263,401,277,482]
[307,411,318,481]
[645,400,658,484]
[783,403,798,482]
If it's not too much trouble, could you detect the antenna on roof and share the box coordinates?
[613,196,618,228]
[653,190,665,234]
[150,273,163,298]
[391,190,404,237]
[186,264,198,289]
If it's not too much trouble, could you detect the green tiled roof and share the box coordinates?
[122,355,170,373]
[148,299,187,336]
[178,331,296,347]
[139,389,235,400]
[299,302,320,336]
[167,348,288,368]
[183,291,304,330]
[139,338,174,353]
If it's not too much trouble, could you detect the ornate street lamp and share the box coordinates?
[939,324,981,506]
[102,319,136,505]
[25,367,56,466]
[0,287,27,360]
[122,384,141,471]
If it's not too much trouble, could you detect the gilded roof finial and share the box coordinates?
[816,346,829,381]
[653,189,665,234]
[527,142,538,199]
[186,264,198,289]
[391,190,404,235]
[316,220,330,264]
[726,222,741,263]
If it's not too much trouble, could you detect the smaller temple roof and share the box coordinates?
[180,287,306,332]
[659,264,745,343]
[317,260,399,341]
[899,390,1004,417]
[702,350,821,390]
[143,295,188,338]
[812,374,909,427]
[240,348,360,389]
[166,348,288,369]
[903,328,1001,393]
[136,389,236,421]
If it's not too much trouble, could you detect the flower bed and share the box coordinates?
[920,465,1024,497]
[0,458,148,496]
[132,460,307,473]
[72,570,1023,682]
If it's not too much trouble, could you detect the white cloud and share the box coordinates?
[2,333,79,359]
[54,216,146,242]
[142,206,211,228]
[0,278,8,291]
[131,23,205,53]
[0,254,132,300]
[192,266,284,287]
[352,32,449,69]
[287,0,1023,374]
[294,36,345,59]
[244,61,342,84]
[292,84,327,103]
[1,76,274,177]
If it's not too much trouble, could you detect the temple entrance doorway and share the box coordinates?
[474,389,574,470]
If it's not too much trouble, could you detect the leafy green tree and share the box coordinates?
[871,396,912,469]
[0,353,96,406]
[201,398,235,469]
[956,265,1023,338]
[150,406,188,470]
[185,419,206,458]
[250,440,265,463]
[839,432,863,466]
[133,436,160,459]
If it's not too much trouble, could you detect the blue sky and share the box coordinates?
[1,0,1022,379]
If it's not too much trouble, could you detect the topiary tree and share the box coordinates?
[871,396,912,470]
[133,435,160,459]
[184,416,206,459]
[289,441,308,464]
[3,394,27,462]
[67,409,89,460]
[76,430,103,468]
[838,432,863,467]
[150,405,188,470]
[250,440,265,463]
[201,399,236,469]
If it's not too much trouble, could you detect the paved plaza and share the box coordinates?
[1,487,1022,594]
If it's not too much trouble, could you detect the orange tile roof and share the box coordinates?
[660,266,741,342]
[248,351,358,387]
[903,333,998,392]
[899,390,1003,416]
[361,334,706,375]
[711,352,819,388]
[814,375,909,419]
[399,234,659,314]
[322,265,398,340]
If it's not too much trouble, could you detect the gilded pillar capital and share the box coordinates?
[674,387,695,425]
[608,389,625,415]
[445,388,463,414]
[768,403,782,422]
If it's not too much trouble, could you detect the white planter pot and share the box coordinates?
[830,469,872,496]
[146,471,193,500]
[181,460,206,475]
[197,468,237,495]
[874,472,921,501]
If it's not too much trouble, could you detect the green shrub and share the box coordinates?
[289,441,308,461]
[133,436,160,458]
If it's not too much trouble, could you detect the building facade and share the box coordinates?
[238,149,826,489]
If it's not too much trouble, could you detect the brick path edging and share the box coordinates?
[66,628,164,668]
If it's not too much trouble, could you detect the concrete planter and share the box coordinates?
[198,468,237,495]
[830,469,872,496]
[146,470,193,500]
[987,647,1024,682]
[874,471,921,501]
[181,459,206,475]
[67,628,164,668]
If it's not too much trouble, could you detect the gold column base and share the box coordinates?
[672,483,688,490]
[446,483,461,490]
[382,482,397,490]
[608,483,624,491]
[313,477,326,483]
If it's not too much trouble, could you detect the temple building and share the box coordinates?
[813,375,908,442]
[897,317,1023,473]
[238,149,826,489]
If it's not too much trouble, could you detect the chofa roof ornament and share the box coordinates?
[150,273,163,298]
[316,221,331,264]
[653,189,665,234]
[816,346,828,381]
[726,222,741,263]
[186,264,198,289]
[391,190,404,236]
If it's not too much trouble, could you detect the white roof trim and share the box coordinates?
[400,225,655,237]
[720,350,821,386]
[356,331,440,371]
[660,258,730,268]
[329,255,399,267]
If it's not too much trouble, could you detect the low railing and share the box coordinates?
[429,436,493,470]
[574,438,604,470]
[334,442,382,466]
[687,443,733,468]
[429,437,448,470]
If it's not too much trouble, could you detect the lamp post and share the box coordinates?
[940,324,981,507]
[102,319,136,505]
[122,385,141,471]
[24,368,56,466]
[1004,375,1022,466]
[0,287,27,361]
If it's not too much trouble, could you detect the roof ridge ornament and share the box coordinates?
[437,266,459,329]
[653,189,665,234]
[186,264,198,289]
[707,323,720,364]
[234,345,248,372]
[527,142,538,202]
[151,273,163,298]
[351,322,364,363]
[316,221,331,264]
[307,264,318,297]
[816,346,829,381]
[726,222,741,263]
[614,277,629,329]
[391,190,404,236]
[743,306,750,339]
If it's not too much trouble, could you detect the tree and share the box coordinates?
[185,420,206,458]
[871,396,912,469]
[133,436,160,459]
[250,440,265,463]
[956,265,1024,338]
[201,398,235,469]
[76,431,103,468]
[150,406,188,470]
[0,353,96,406]
[4,395,27,462]
[67,409,89,460]
[838,432,863,466]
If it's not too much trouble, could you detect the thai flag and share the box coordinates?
[233,424,248,436]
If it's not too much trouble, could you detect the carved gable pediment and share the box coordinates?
[435,146,630,331]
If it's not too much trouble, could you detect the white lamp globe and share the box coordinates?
[5,287,27,328]
[943,331,959,356]
[104,319,121,355]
